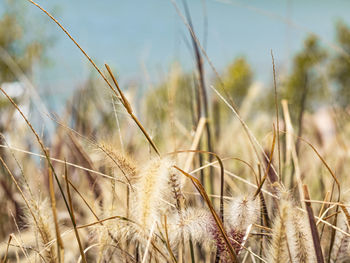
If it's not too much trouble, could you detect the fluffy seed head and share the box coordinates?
[26,199,56,263]
[167,207,213,248]
[267,199,290,263]
[131,157,175,231]
[285,205,316,263]
[225,195,259,231]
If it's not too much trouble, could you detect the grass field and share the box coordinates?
[0,1,350,262]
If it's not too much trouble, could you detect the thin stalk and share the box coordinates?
[254,125,277,198]
[48,165,64,263]
[182,0,214,196]
[163,215,177,263]
[64,163,87,263]
[271,51,281,181]
[105,64,160,156]
[1,235,12,263]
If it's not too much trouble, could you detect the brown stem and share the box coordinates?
[304,185,324,263]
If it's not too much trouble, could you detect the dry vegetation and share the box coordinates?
[1,0,350,262]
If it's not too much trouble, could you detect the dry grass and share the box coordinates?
[0,1,350,262]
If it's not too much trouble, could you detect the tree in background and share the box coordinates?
[144,67,196,145]
[281,35,328,147]
[213,56,253,138]
[0,1,44,82]
[0,0,47,130]
[329,21,350,108]
[219,56,253,107]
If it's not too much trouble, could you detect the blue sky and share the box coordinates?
[7,0,350,110]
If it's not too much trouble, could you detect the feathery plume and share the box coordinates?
[26,199,56,263]
[100,144,138,183]
[167,207,213,248]
[267,199,291,263]
[127,156,178,253]
[286,204,316,263]
[212,196,259,262]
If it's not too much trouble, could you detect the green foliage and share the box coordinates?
[281,35,328,121]
[219,56,253,107]
[145,69,195,130]
[211,56,253,138]
[329,21,350,108]
[0,1,44,83]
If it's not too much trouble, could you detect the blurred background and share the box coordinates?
[1,0,350,114]
[1,0,350,168]
[0,0,350,170]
